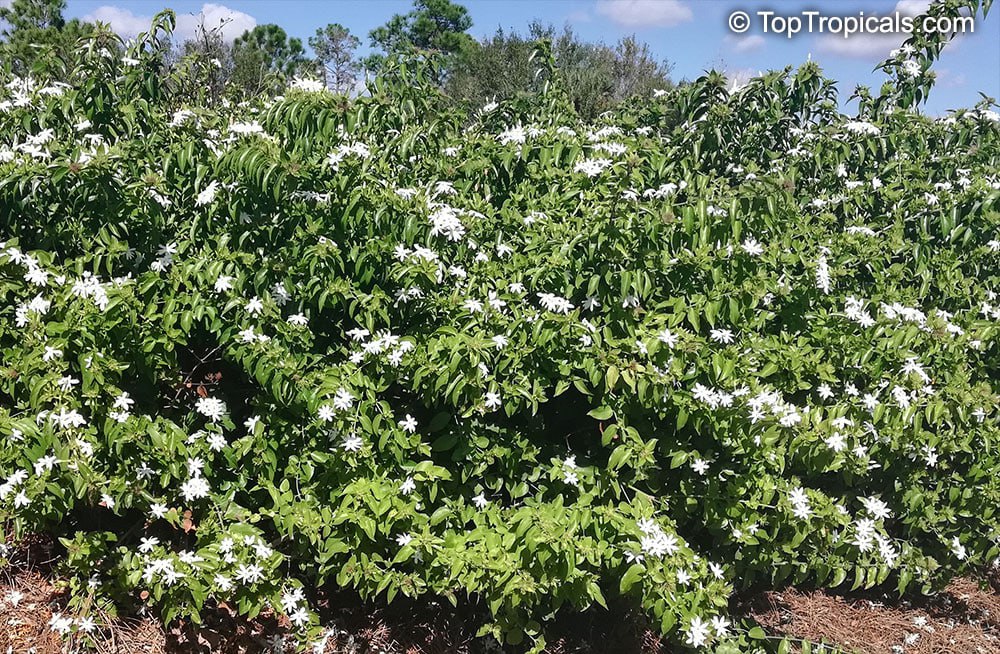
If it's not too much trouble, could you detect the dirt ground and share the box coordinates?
[3,536,1000,653]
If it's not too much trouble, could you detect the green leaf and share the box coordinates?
[428,411,452,432]
[608,445,628,470]
[619,564,644,593]
[605,365,620,392]
[587,405,613,421]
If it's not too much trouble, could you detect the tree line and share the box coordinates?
[0,0,674,119]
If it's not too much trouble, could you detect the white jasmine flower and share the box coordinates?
[709,328,735,344]
[180,476,210,502]
[195,397,227,422]
[195,181,219,206]
[341,434,363,452]
[398,414,418,433]
[333,387,354,411]
[685,616,711,648]
[214,275,233,293]
[400,477,416,495]
[788,487,811,519]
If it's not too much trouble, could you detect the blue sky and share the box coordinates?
[62,0,1000,114]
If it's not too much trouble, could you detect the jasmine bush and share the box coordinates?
[1,4,998,651]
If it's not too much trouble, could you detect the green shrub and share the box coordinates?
[0,6,998,652]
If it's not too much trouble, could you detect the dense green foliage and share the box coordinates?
[229,24,308,99]
[309,23,360,94]
[364,0,475,75]
[1,0,675,119]
[0,3,998,652]
[447,24,673,120]
[0,0,95,75]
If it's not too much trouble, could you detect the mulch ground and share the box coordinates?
[3,535,999,653]
[747,576,1000,654]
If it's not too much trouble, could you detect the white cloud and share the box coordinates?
[595,0,693,28]
[895,0,933,15]
[175,3,256,43]
[818,32,906,58]
[567,10,592,23]
[83,3,256,43]
[727,34,765,54]
[84,6,151,39]
[935,68,967,88]
[726,67,761,92]
[816,0,930,59]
